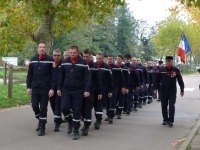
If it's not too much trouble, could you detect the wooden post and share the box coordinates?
[3,62,7,85]
[8,66,13,98]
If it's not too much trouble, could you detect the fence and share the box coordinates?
[3,63,28,98]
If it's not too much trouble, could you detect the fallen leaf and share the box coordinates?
[177,138,187,142]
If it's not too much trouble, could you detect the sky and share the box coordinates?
[126,0,179,25]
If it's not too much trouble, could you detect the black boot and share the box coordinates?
[139,102,142,108]
[117,110,122,119]
[142,100,146,105]
[94,120,101,129]
[105,117,109,121]
[36,122,40,131]
[115,107,119,116]
[108,117,113,124]
[38,123,45,136]
[73,130,79,140]
[67,121,73,134]
[82,125,89,136]
[134,103,138,111]
[54,123,60,132]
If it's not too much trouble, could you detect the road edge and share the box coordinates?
[178,117,200,150]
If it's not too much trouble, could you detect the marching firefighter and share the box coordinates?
[81,49,102,136]
[146,61,154,104]
[26,42,55,136]
[57,46,91,140]
[154,56,184,127]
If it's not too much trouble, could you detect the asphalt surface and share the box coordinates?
[0,74,200,150]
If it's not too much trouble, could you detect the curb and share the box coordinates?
[178,117,200,150]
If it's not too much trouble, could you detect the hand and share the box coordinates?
[121,87,126,94]
[108,93,112,97]
[84,92,90,97]
[180,92,184,97]
[146,84,149,88]
[125,89,129,94]
[154,90,157,95]
[136,86,140,91]
[98,94,102,100]
[27,88,31,95]
[57,90,62,96]
[49,89,54,97]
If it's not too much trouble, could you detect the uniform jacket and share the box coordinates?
[57,56,91,92]
[137,63,149,84]
[88,61,102,94]
[147,66,153,85]
[26,54,55,90]
[125,63,140,88]
[52,60,62,90]
[155,66,184,92]
[117,64,130,89]
[96,62,114,93]
[109,64,126,88]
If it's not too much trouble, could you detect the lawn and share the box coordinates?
[0,68,27,81]
[0,83,31,108]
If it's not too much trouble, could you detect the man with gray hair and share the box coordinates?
[50,49,63,132]
[63,51,70,59]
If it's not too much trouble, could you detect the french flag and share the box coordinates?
[177,32,191,64]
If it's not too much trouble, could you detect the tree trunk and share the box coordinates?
[33,11,55,54]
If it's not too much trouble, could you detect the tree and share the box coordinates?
[0,0,125,55]
[115,5,138,56]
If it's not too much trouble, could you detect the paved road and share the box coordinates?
[0,74,200,150]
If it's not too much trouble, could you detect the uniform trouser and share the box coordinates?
[161,91,176,123]
[116,88,125,114]
[133,89,139,104]
[125,87,134,112]
[143,84,148,102]
[49,94,55,114]
[94,90,107,121]
[31,88,49,124]
[138,83,144,104]
[148,85,154,101]
[106,88,118,118]
[157,84,161,99]
[81,92,95,126]
[61,89,84,130]
[54,94,63,124]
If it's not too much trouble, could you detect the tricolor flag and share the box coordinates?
[177,32,191,64]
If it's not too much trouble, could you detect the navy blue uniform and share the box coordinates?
[94,62,114,121]
[137,64,149,106]
[26,54,55,124]
[124,63,140,113]
[81,61,102,126]
[58,56,90,130]
[155,66,184,123]
[147,66,153,103]
[106,64,125,119]
[50,60,63,124]
[116,64,130,115]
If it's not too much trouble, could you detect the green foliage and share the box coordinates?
[181,0,200,7]
[0,83,31,108]
[0,0,125,54]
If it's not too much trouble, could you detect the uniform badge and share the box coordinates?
[171,71,176,78]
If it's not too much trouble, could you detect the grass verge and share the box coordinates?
[0,83,31,109]
[185,145,191,150]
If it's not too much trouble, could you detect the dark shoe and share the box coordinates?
[123,111,126,114]
[147,100,151,104]
[142,102,146,105]
[168,122,173,127]
[82,126,89,136]
[36,122,40,131]
[108,118,113,124]
[134,107,138,111]
[54,123,60,132]
[105,117,109,121]
[117,115,122,119]
[139,103,142,108]
[157,99,161,101]
[38,123,45,136]
[126,111,130,115]
[162,121,169,125]
[81,125,85,131]
[73,130,79,140]
[94,120,101,129]
[67,121,73,134]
